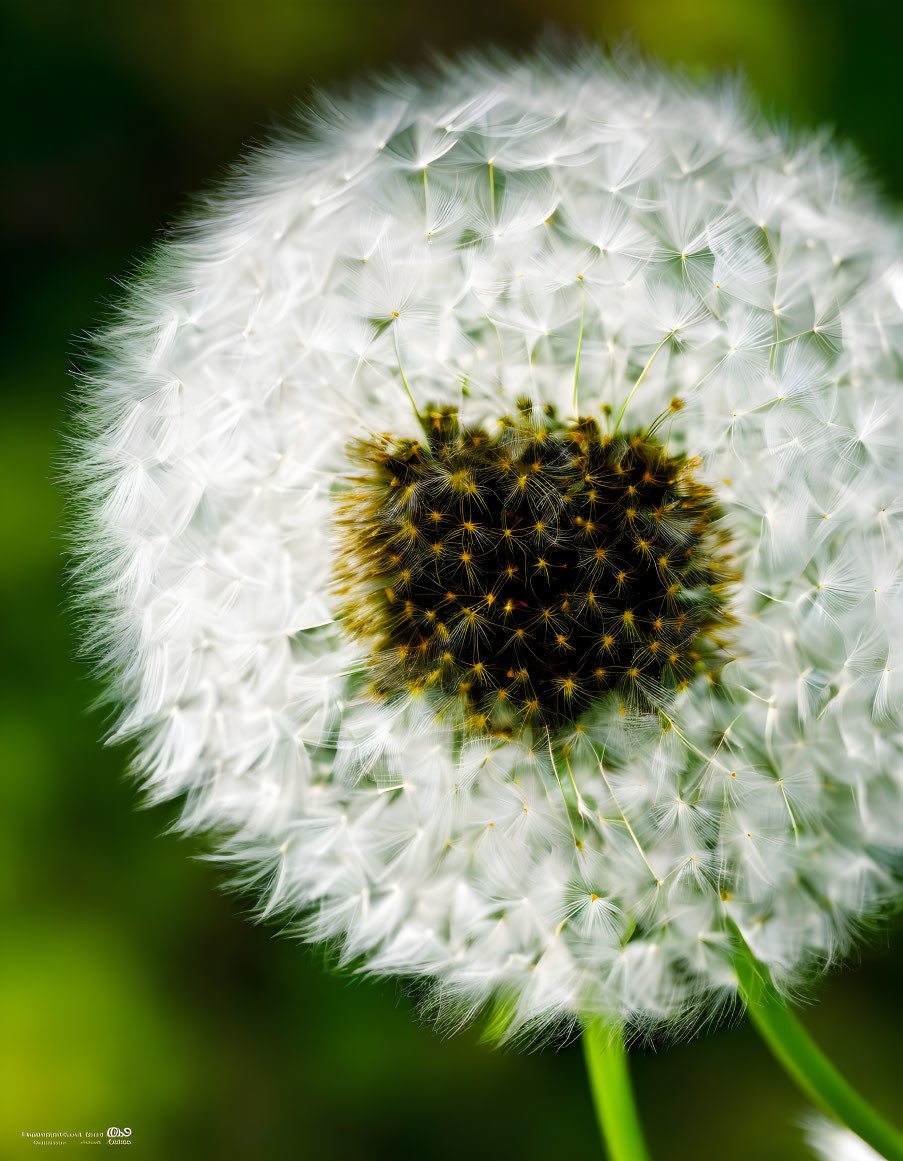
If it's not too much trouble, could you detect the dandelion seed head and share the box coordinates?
[335,406,733,733]
[71,45,903,1040]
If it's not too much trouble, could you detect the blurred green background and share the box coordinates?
[4,1,903,1157]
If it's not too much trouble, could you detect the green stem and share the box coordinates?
[582,1020,653,1161]
[734,938,903,1161]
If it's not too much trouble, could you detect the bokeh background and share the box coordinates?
[4,1,903,1157]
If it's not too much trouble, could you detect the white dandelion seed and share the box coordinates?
[805,1114,887,1161]
[70,44,903,1071]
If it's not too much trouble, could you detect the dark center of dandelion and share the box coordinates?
[334,399,734,736]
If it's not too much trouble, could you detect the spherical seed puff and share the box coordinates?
[71,46,903,1039]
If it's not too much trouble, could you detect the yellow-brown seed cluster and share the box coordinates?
[333,400,735,735]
